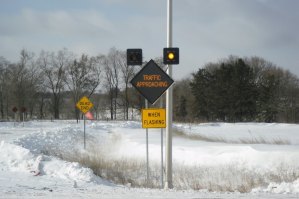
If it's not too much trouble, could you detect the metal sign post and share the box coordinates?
[145,99,149,186]
[160,99,164,188]
[12,107,18,126]
[84,114,86,149]
[21,107,26,127]
[76,96,94,150]
[141,104,166,188]
[165,0,173,189]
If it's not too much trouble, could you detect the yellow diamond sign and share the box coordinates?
[76,96,93,114]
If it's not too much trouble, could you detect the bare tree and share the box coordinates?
[103,48,121,120]
[25,56,44,119]
[104,58,115,120]
[0,57,10,119]
[38,48,71,119]
[65,54,102,121]
[11,49,36,120]
[119,50,136,120]
[36,51,52,119]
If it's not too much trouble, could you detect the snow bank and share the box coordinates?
[0,141,106,185]
[174,122,299,144]
[15,126,84,155]
[1,120,299,197]
[253,180,299,194]
[0,140,35,172]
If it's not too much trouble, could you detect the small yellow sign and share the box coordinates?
[142,108,166,128]
[76,96,94,114]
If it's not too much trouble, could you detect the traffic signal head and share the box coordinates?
[127,49,142,65]
[163,47,179,65]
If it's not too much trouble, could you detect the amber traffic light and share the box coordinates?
[163,47,179,65]
[127,49,142,65]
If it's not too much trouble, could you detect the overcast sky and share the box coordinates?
[0,0,298,80]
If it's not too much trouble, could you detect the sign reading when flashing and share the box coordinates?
[130,59,174,104]
[142,108,166,128]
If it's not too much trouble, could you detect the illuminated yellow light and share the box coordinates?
[168,52,175,60]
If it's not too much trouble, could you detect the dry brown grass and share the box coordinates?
[49,143,299,193]
[38,131,295,193]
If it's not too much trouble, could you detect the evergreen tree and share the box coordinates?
[191,58,259,122]
[190,69,216,121]
[178,95,187,121]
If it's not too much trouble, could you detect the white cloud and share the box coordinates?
[0,8,116,61]
[0,0,298,79]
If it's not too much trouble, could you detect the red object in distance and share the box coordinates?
[85,111,94,120]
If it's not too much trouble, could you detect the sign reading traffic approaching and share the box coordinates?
[76,96,93,114]
[142,108,166,128]
[130,59,174,104]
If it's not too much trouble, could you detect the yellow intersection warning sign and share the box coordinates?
[142,108,166,128]
[76,96,93,114]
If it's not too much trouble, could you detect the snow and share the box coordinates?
[0,120,299,198]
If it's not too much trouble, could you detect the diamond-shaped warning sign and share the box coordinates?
[76,96,94,114]
[130,59,174,104]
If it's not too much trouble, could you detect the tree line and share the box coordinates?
[174,56,299,123]
[1,49,299,123]
[0,48,145,121]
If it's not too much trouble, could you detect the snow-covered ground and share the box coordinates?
[0,120,299,198]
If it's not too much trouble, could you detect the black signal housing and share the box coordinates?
[127,49,142,65]
[163,47,179,65]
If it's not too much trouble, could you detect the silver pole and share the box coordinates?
[84,114,86,149]
[160,98,164,188]
[145,99,149,186]
[165,0,173,189]
[14,113,16,127]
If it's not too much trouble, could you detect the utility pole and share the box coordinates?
[165,0,173,189]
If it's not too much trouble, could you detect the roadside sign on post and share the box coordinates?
[142,108,166,128]
[76,96,93,114]
[130,59,173,188]
[130,59,174,104]
[12,107,18,113]
[76,96,94,150]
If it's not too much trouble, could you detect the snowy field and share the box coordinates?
[0,120,299,198]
